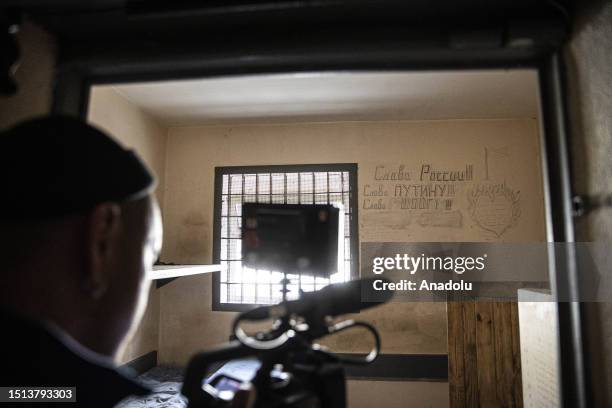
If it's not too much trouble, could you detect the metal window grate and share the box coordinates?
[216,165,356,306]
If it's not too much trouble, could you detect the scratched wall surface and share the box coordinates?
[157,118,546,364]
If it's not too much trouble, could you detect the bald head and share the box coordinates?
[0,116,162,360]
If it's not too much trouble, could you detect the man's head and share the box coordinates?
[0,116,162,360]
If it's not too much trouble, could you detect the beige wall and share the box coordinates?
[157,118,545,408]
[0,21,56,129]
[347,380,449,408]
[88,86,168,364]
[566,1,612,406]
[88,87,168,207]
[159,118,545,365]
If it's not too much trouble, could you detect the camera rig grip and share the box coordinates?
[182,278,391,407]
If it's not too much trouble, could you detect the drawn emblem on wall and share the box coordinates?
[467,182,521,237]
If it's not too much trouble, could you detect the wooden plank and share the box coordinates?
[492,302,505,406]
[462,300,479,408]
[448,299,524,408]
[493,302,518,407]
[151,264,224,280]
[510,302,524,407]
[476,301,497,407]
[448,301,466,408]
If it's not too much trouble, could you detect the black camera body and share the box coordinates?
[182,275,391,408]
[183,337,346,408]
[182,204,390,408]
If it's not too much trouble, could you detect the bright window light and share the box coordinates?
[217,166,355,305]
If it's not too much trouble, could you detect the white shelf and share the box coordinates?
[150,264,226,280]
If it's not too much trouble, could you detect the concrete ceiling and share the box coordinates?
[105,70,539,126]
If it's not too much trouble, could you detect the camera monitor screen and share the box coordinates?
[242,203,342,278]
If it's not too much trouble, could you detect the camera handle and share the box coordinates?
[183,278,388,407]
[323,320,381,365]
[182,320,381,407]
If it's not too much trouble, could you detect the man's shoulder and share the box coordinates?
[0,310,149,407]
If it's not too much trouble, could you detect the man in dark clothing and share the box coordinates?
[0,116,162,407]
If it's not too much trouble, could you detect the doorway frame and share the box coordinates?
[51,16,587,407]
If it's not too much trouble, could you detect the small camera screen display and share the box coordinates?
[242,203,341,278]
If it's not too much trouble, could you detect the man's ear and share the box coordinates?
[83,202,122,299]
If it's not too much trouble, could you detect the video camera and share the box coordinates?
[182,204,392,408]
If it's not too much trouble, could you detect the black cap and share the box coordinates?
[0,115,156,220]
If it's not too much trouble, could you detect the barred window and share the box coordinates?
[212,164,358,311]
